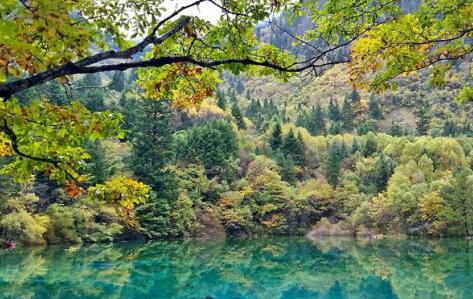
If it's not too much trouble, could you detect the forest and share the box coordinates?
[1,0,473,246]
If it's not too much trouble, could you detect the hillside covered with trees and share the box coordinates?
[1,0,473,246]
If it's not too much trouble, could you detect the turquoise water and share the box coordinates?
[0,237,472,299]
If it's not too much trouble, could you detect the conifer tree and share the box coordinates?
[416,104,430,136]
[351,137,359,154]
[388,121,403,136]
[363,133,377,157]
[231,102,247,130]
[463,122,473,137]
[282,129,298,155]
[132,99,180,237]
[296,110,309,129]
[442,170,473,236]
[374,153,395,192]
[85,141,112,185]
[270,122,283,151]
[348,89,361,104]
[325,144,343,189]
[341,97,354,132]
[178,121,238,180]
[329,122,342,135]
[309,103,326,136]
[129,98,176,199]
[79,73,106,112]
[442,120,459,137]
[368,95,383,120]
[295,131,306,166]
[282,129,306,166]
[328,98,341,121]
[228,88,238,103]
[235,80,245,94]
[216,88,227,110]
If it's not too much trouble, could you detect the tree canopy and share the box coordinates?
[0,0,471,208]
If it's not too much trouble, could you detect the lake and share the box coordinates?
[0,237,472,298]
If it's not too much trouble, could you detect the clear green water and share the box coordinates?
[1,237,472,299]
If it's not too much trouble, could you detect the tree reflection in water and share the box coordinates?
[0,237,472,298]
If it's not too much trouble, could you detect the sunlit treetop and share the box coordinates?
[0,0,471,206]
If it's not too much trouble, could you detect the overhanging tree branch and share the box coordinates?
[1,119,87,188]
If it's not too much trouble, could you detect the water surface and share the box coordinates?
[1,237,472,298]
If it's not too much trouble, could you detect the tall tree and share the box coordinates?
[328,98,341,121]
[329,122,342,135]
[129,98,176,199]
[388,121,403,136]
[228,88,238,103]
[216,88,227,110]
[348,90,361,104]
[235,80,245,94]
[374,153,394,192]
[296,110,309,129]
[325,144,343,189]
[85,141,113,185]
[282,129,305,166]
[231,102,247,130]
[368,95,382,120]
[416,103,430,136]
[270,122,283,152]
[351,137,359,154]
[309,103,326,136]
[341,97,354,132]
[442,170,473,236]
[363,133,378,157]
[177,121,238,180]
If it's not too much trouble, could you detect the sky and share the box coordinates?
[162,0,223,23]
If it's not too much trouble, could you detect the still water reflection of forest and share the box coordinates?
[1,237,472,299]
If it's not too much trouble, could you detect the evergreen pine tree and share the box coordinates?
[463,122,473,137]
[270,122,283,151]
[416,104,430,136]
[296,110,309,129]
[388,121,403,136]
[348,89,361,103]
[442,119,458,137]
[129,99,176,199]
[85,141,112,185]
[325,144,342,189]
[341,97,354,132]
[295,131,306,166]
[309,103,326,136]
[228,88,238,103]
[132,99,179,237]
[282,129,305,166]
[235,80,245,94]
[329,121,342,135]
[231,102,247,130]
[328,98,341,121]
[351,137,359,154]
[374,153,395,192]
[363,133,378,157]
[368,95,383,120]
[216,88,227,110]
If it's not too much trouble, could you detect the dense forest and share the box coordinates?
[1,0,472,246]
[2,65,473,245]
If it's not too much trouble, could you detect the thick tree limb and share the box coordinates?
[0,15,192,99]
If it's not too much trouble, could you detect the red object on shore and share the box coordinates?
[5,240,16,250]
